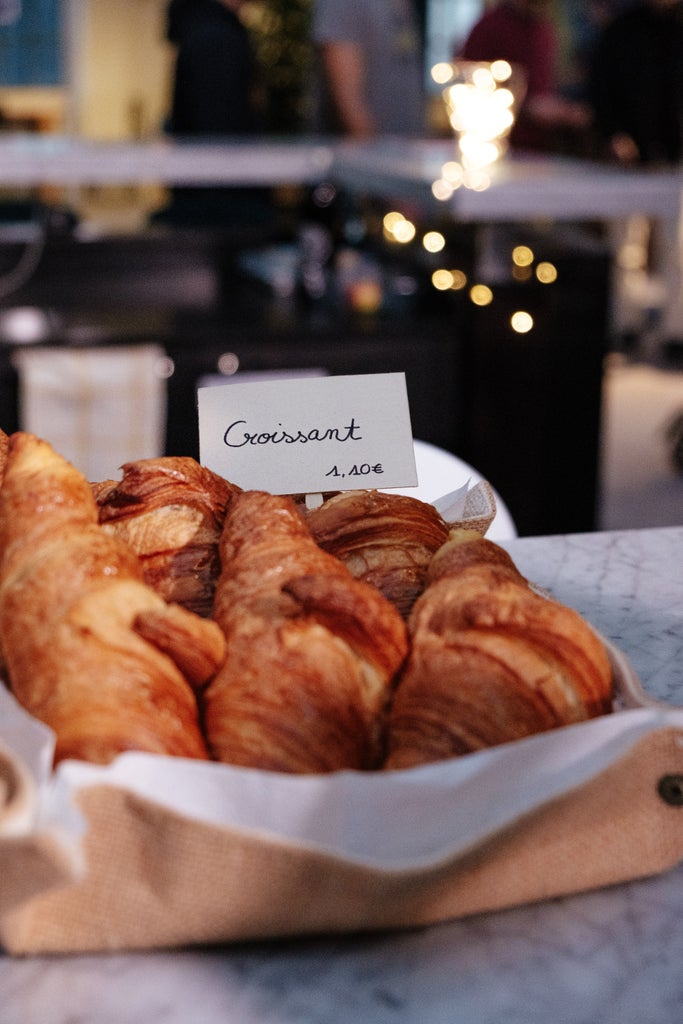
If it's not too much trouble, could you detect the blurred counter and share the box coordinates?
[0,134,680,222]
[330,139,683,221]
[0,134,334,188]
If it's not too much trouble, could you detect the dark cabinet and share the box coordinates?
[1,221,610,537]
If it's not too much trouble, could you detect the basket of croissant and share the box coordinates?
[0,426,681,955]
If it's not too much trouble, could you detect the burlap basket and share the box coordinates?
[1,641,682,957]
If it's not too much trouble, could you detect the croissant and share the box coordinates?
[384,528,613,770]
[0,428,7,676]
[0,433,226,765]
[204,490,409,772]
[305,490,452,618]
[96,456,240,617]
[0,427,8,482]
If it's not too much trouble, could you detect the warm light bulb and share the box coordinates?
[431,62,453,85]
[432,269,455,291]
[441,160,463,184]
[536,261,558,284]
[392,218,416,243]
[491,60,513,82]
[470,284,493,306]
[432,178,454,201]
[511,311,534,333]
[472,67,496,93]
[463,168,491,191]
[383,211,405,233]
[423,231,446,253]
[512,245,534,267]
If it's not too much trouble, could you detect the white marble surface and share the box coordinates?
[1,526,682,1024]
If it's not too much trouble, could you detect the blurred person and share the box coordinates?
[458,0,591,152]
[166,0,260,137]
[154,0,273,227]
[562,1,625,104]
[589,0,683,352]
[311,0,426,137]
[590,0,683,166]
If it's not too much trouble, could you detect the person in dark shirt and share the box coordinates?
[167,0,258,137]
[590,0,683,165]
[156,0,272,228]
[590,1,683,352]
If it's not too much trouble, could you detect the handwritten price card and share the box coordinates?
[198,372,417,494]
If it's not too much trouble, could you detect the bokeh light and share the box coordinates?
[383,211,416,243]
[442,60,526,180]
[432,178,455,201]
[423,231,446,253]
[511,311,534,333]
[432,269,455,290]
[431,62,454,85]
[470,284,494,306]
[536,261,558,284]
[512,245,534,267]
[491,60,513,82]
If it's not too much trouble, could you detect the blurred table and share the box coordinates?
[0,135,680,222]
[330,138,683,221]
[0,134,334,187]
[1,525,681,1024]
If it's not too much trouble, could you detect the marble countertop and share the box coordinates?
[1,526,682,1024]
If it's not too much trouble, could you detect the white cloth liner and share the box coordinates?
[1,665,681,874]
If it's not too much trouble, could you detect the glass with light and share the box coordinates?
[438,60,526,189]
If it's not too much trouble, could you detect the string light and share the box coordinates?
[423,231,446,253]
[512,245,534,267]
[536,261,558,284]
[383,211,416,243]
[432,178,455,201]
[432,269,455,290]
[511,311,534,333]
[470,284,494,306]
[431,62,454,85]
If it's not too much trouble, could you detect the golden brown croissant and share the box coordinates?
[204,490,409,773]
[0,427,8,483]
[96,456,240,617]
[0,428,8,676]
[384,529,613,770]
[0,433,226,765]
[305,490,452,618]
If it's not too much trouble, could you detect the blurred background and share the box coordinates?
[0,0,681,536]
[0,2,609,156]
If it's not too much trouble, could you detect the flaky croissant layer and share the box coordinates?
[95,456,240,618]
[0,429,614,774]
[384,529,614,770]
[0,433,225,765]
[204,490,409,773]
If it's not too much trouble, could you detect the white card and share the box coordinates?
[198,372,417,494]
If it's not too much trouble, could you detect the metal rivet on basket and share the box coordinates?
[657,775,683,806]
